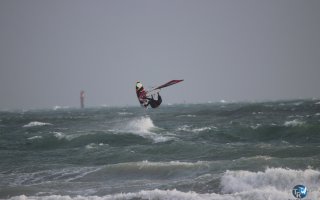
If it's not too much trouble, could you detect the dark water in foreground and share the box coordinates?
[1,100,320,199]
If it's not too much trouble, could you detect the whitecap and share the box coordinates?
[85,143,108,149]
[253,112,264,115]
[127,116,156,134]
[178,125,217,133]
[176,114,197,118]
[250,124,261,129]
[53,106,69,110]
[52,132,66,140]
[293,101,303,106]
[113,116,174,143]
[221,167,320,200]
[118,112,133,116]
[99,161,211,175]
[27,136,43,140]
[136,160,209,168]
[7,166,101,188]
[283,119,304,127]
[192,127,213,133]
[23,121,52,128]
[9,181,320,200]
[177,125,192,132]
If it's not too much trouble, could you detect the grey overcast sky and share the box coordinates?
[1,0,320,109]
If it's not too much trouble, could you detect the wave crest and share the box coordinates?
[221,168,320,198]
[23,121,52,128]
[7,168,320,200]
[114,116,174,143]
[283,119,305,127]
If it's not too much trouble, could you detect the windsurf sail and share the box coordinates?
[151,80,184,91]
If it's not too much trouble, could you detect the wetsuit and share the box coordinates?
[147,94,162,108]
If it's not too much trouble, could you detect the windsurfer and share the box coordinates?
[136,82,148,107]
[136,80,183,108]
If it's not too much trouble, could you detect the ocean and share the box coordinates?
[0,99,320,200]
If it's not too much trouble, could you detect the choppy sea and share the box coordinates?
[1,100,320,200]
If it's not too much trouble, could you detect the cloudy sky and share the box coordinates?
[1,0,320,109]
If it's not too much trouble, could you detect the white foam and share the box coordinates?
[9,166,101,187]
[177,125,216,133]
[293,101,303,106]
[177,125,192,131]
[118,112,133,116]
[53,132,66,140]
[152,135,174,143]
[127,116,155,134]
[283,119,304,127]
[8,177,320,200]
[85,143,96,149]
[27,136,43,140]
[192,127,213,133]
[23,121,52,128]
[221,168,320,199]
[52,131,93,141]
[136,160,209,168]
[12,182,319,200]
[119,116,174,143]
[53,106,69,110]
[85,143,108,149]
[250,124,261,129]
[8,164,320,200]
[288,115,304,118]
[252,112,264,115]
[8,189,228,200]
[176,114,197,118]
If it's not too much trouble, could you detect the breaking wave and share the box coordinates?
[126,116,156,134]
[8,168,320,200]
[24,116,173,150]
[27,136,43,140]
[283,119,305,127]
[177,125,217,133]
[23,121,52,128]
[113,116,174,143]
[220,167,320,199]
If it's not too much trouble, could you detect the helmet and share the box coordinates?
[136,82,143,91]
